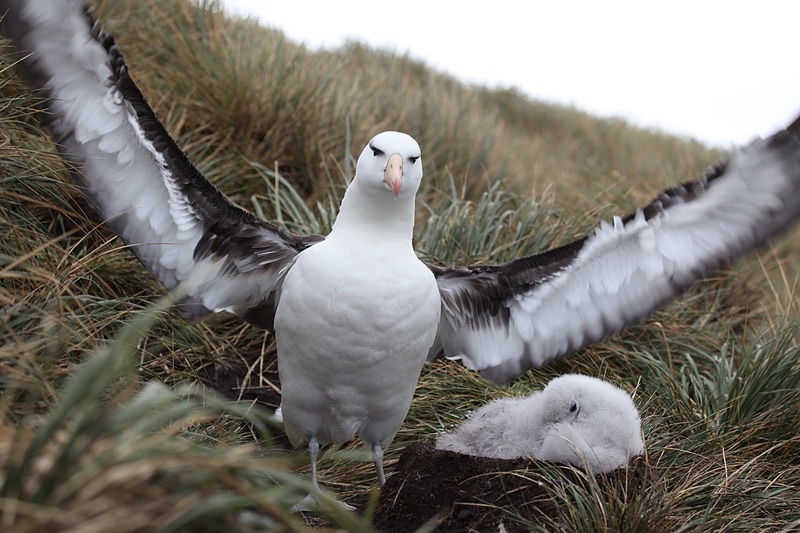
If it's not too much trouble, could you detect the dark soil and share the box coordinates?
[370,442,647,532]
[198,356,282,411]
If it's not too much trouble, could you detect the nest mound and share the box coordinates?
[371,442,646,532]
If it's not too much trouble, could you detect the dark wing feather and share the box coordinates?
[0,0,322,329]
[431,117,800,384]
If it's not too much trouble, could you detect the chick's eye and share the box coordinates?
[569,401,579,414]
[370,145,384,157]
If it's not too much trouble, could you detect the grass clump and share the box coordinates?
[1,294,372,532]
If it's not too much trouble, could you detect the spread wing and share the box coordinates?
[431,116,800,384]
[1,0,322,329]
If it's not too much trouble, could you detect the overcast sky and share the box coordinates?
[221,1,798,148]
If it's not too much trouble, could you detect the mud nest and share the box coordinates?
[370,442,647,532]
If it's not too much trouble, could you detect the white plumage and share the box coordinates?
[274,132,440,489]
[436,374,644,473]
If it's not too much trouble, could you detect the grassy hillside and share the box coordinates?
[1,0,798,530]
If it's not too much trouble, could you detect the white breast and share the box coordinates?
[274,238,440,449]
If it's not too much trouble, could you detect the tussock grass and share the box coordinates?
[1,294,372,532]
[2,0,799,530]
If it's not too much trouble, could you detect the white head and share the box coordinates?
[530,374,644,472]
[329,131,423,241]
[353,131,423,201]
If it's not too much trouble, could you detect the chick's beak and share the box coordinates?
[383,153,403,198]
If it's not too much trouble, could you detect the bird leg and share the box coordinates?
[308,435,321,492]
[371,442,386,486]
[293,436,356,512]
[291,436,321,512]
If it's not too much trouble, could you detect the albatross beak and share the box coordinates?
[384,153,403,198]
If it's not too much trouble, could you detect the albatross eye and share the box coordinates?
[569,401,579,415]
[370,144,384,157]
[408,155,420,164]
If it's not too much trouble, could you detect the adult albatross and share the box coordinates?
[3,0,800,498]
